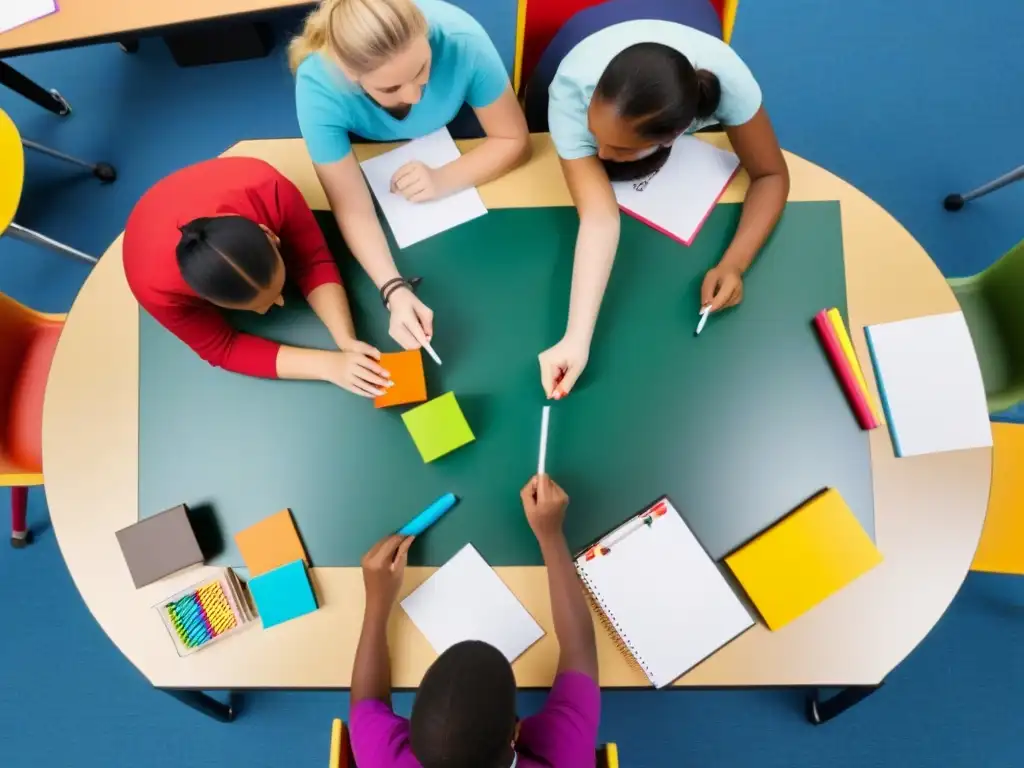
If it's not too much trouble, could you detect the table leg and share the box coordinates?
[805,684,882,724]
[0,61,71,116]
[163,689,239,722]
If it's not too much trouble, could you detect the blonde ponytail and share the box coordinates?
[288,0,427,75]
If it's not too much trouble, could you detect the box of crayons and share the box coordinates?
[155,569,255,656]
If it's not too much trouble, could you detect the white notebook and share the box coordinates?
[1,0,57,34]
[360,128,488,249]
[575,497,752,688]
[611,136,740,246]
[865,311,992,457]
[401,544,544,663]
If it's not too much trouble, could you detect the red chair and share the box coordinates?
[0,291,64,547]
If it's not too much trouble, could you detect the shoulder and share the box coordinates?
[517,672,601,763]
[350,700,418,766]
[295,53,359,109]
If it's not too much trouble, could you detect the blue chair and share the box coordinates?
[524,0,724,132]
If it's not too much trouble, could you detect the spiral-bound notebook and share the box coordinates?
[575,497,753,688]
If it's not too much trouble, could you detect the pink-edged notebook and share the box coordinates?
[611,136,740,246]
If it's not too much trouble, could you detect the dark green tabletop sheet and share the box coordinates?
[139,203,874,568]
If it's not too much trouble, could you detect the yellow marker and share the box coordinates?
[602,743,620,768]
[329,719,343,768]
[826,308,881,423]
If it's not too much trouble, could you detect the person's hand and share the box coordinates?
[701,264,744,311]
[391,161,444,203]
[361,534,414,614]
[521,474,570,542]
[320,344,392,398]
[538,335,590,399]
[387,289,434,350]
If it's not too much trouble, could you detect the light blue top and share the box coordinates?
[295,0,509,164]
[548,20,763,160]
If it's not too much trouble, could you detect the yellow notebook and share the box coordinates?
[724,489,882,630]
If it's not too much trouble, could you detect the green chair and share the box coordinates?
[948,238,1024,413]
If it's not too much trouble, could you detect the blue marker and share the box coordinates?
[399,493,459,537]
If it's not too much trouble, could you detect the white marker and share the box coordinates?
[538,405,551,475]
[421,338,442,366]
[694,304,712,337]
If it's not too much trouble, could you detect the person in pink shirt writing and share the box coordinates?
[350,474,601,767]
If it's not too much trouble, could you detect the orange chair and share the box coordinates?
[0,291,65,547]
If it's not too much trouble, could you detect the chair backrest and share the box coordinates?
[523,0,724,132]
[979,238,1024,388]
[0,108,25,234]
[0,292,64,481]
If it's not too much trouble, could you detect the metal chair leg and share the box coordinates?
[944,164,1024,211]
[11,487,30,548]
[6,223,98,264]
[21,139,117,182]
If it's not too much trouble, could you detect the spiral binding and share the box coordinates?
[576,563,653,681]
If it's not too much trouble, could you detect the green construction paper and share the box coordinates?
[401,392,475,462]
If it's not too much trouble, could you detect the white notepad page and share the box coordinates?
[865,311,992,457]
[402,544,544,663]
[1,0,57,34]
[576,500,752,688]
[360,128,488,249]
[611,136,740,246]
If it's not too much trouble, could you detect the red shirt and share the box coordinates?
[123,157,341,378]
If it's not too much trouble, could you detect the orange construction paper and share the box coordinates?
[234,509,307,577]
[375,350,427,408]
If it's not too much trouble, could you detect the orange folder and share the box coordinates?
[725,489,882,630]
[375,350,427,408]
[234,509,307,577]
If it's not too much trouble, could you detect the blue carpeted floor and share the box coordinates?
[2,1,1023,765]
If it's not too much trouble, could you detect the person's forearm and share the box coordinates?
[435,135,531,195]
[539,532,598,678]
[336,207,403,289]
[276,345,331,381]
[306,282,357,348]
[718,172,788,272]
[564,215,620,344]
[351,603,393,706]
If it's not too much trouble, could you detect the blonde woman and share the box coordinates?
[290,0,530,350]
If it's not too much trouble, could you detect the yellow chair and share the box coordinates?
[0,107,116,265]
[327,719,620,767]
[971,422,1024,574]
[0,291,65,547]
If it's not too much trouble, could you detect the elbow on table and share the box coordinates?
[507,131,533,171]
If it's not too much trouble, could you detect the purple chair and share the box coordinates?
[524,0,724,133]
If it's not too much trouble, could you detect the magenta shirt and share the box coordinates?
[350,671,601,768]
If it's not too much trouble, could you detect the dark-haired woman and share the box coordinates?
[123,156,391,397]
[539,21,789,398]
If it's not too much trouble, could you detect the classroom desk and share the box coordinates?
[42,134,992,724]
[0,1,314,114]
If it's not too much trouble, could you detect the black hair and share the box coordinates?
[410,640,517,768]
[594,42,721,182]
[175,216,279,304]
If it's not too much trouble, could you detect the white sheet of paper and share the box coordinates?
[401,544,544,662]
[359,128,487,249]
[865,311,992,457]
[611,136,740,246]
[576,499,752,688]
[0,0,57,34]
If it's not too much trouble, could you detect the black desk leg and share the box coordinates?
[806,684,882,725]
[0,61,71,116]
[163,689,239,722]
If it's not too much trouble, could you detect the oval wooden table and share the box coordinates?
[42,134,991,724]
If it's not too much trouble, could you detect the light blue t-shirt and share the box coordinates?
[548,20,763,160]
[295,0,508,165]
